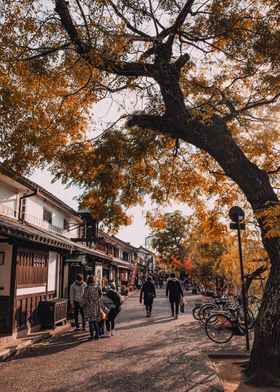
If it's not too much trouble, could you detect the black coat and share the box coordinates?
[166,279,183,302]
[140,281,156,305]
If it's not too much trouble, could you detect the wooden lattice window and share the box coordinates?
[16,248,48,286]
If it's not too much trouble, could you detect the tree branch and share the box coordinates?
[20,42,71,61]
[75,0,91,42]
[266,166,280,175]
[54,0,155,77]
[127,114,168,134]
[175,53,190,70]
[107,0,152,39]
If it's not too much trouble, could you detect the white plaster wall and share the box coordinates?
[26,196,81,238]
[17,286,46,296]
[27,197,64,229]
[0,185,18,217]
[0,243,12,295]
[48,251,57,292]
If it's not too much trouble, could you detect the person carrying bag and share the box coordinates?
[140,276,156,318]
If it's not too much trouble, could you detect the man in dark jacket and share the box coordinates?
[140,276,156,317]
[166,272,184,318]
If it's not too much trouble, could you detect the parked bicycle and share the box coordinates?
[205,301,255,344]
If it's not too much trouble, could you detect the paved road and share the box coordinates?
[0,289,238,392]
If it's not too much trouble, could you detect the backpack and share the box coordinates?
[107,290,122,307]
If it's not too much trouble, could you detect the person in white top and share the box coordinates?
[70,274,87,330]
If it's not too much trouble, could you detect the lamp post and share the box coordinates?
[229,206,250,352]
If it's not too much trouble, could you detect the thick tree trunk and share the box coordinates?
[245,238,280,385]
[179,120,280,385]
[130,109,280,385]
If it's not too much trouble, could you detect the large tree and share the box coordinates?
[1,0,280,385]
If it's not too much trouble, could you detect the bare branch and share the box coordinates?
[158,0,195,40]
[107,0,152,39]
[54,0,155,77]
[75,0,91,42]
[239,91,280,113]
[62,72,92,98]
[20,42,71,61]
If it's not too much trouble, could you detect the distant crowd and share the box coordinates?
[70,272,190,340]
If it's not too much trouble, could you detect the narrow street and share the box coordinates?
[0,289,237,392]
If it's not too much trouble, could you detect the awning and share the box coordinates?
[64,254,86,263]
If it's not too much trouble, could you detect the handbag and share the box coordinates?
[179,296,185,313]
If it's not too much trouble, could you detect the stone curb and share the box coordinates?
[183,350,225,392]
[0,323,71,362]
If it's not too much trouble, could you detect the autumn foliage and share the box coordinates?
[0,0,280,384]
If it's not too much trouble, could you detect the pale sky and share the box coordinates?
[29,169,192,248]
[28,92,193,248]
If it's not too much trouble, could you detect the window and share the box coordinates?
[63,219,69,230]
[114,248,119,258]
[0,251,4,265]
[43,208,52,224]
[16,249,48,286]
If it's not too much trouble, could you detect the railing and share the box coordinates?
[24,213,64,234]
[0,205,16,218]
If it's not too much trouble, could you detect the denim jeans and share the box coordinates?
[89,320,99,338]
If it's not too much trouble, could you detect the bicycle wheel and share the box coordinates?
[192,305,201,320]
[205,313,234,344]
[199,304,218,324]
[201,304,219,324]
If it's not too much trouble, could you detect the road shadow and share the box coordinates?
[52,349,222,392]
[7,331,90,360]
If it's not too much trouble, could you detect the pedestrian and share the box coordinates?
[166,272,184,319]
[137,277,143,289]
[70,274,87,331]
[140,276,156,317]
[80,275,102,340]
[108,279,116,290]
[153,274,159,288]
[101,288,122,336]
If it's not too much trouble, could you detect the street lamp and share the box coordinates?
[229,206,250,352]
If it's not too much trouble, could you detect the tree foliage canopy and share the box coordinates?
[1,0,280,382]
[0,0,279,230]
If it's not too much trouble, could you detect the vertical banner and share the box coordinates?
[95,263,103,287]
[129,257,138,287]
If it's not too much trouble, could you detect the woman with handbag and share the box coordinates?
[140,276,156,317]
[80,275,102,340]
